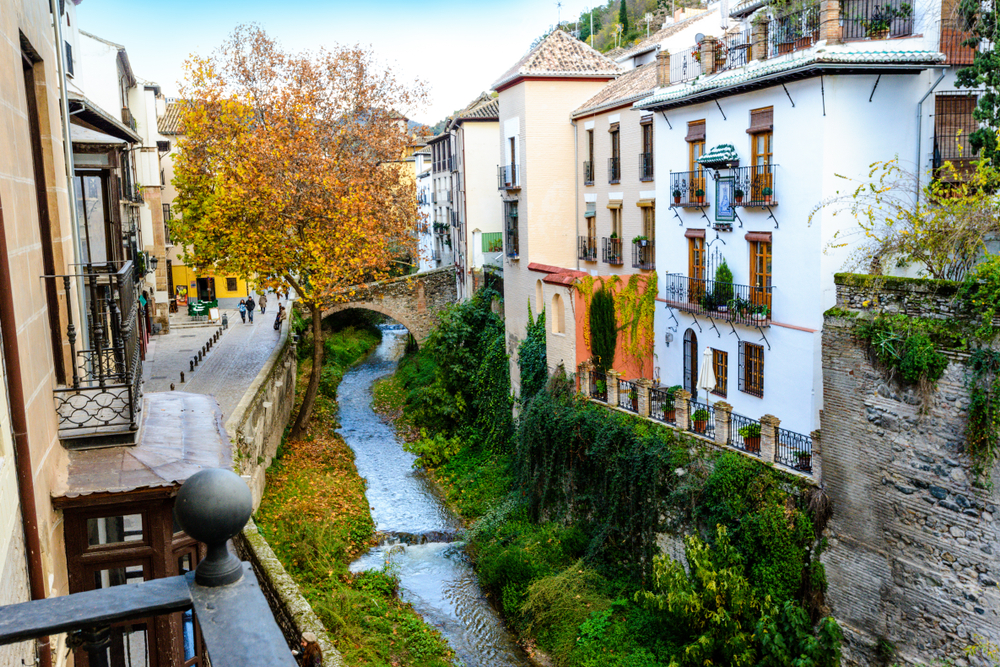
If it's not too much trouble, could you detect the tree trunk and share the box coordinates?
[290,303,323,440]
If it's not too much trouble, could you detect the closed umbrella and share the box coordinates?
[696,347,716,403]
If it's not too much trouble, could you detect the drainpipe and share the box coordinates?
[915,68,947,201]
[572,118,579,271]
[0,203,52,667]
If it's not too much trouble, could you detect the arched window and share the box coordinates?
[552,293,564,334]
[535,279,543,315]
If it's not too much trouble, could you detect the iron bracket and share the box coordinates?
[690,313,703,333]
[869,74,881,102]
[715,99,727,120]
[732,208,744,228]
[672,207,684,226]
[764,205,778,229]
[756,326,771,350]
[665,307,680,333]
[660,111,672,130]
[728,321,742,341]
[782,83,795,107]
[707,316,721,338]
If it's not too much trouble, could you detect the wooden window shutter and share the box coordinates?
[684,228,706,239]
[686,121,706,142]
[744,231,772,242]
[747,107,773,134]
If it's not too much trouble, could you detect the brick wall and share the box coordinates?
[822,276,1000,666]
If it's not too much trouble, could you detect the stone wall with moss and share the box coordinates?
[822,276,999,666]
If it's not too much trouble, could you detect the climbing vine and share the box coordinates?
[518,304,548,402]
[575,272,657,371]
[966,349,1000,486]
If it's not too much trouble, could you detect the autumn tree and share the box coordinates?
[172,25,426,437]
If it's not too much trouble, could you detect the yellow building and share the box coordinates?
[170,263,249,306]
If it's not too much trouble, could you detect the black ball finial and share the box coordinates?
[174,468,252,587]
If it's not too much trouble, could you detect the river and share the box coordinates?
[341,326,532,667]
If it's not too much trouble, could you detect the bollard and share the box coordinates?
[194,356,199,367]
[190,360,195,372]
[180,371,185,383]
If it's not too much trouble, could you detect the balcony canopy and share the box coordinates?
[696,144,740,168]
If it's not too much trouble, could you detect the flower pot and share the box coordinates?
[870,29,889,40]
[717,305,728,313]
[673,196,681,204]
[763,195,772,205]
[666,409,676,422]
[744,435,761,453]
[631,397,639,411]
[694,419,707,434]
[796,454,812,470]
[639,240,648,247]
[735,195,744,204]
[777,42,794,55]
[696,195,705,204]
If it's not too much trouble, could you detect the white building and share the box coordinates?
[427,133,456,271]
[412,144,437,272]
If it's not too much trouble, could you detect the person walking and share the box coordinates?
[259,292,268,315]
[238,299,247,324]
[274,303,287,331]
[293,632,322,667]
[246,295,256,323]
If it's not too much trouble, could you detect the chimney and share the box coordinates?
[656,49,671,88]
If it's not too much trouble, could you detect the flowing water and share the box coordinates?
[342,326,532,667]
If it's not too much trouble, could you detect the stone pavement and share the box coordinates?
[143,299,290,419]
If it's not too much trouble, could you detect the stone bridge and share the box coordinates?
[322,267,457,341]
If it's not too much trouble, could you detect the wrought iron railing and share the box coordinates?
[591,371,608,402]
[663,273,773,327]
[632,239,655,270]
[777,427,813,473]
[729,412,763,457]
[579,236,597,262]
[939,19,977,65]
[121,107,137,131]
[639,152,654,181]
[649,387,677,425]
[505,223,519,258]
[669,170,709,207]
[584,160,594,185]
[52,261,142,443]
[768,4,821,57]
[732,164,778,207]
[497,164,520,189]
[716,29,754,72]
[602,237,624,265]
[840,0,914,40]
[608,157,621,184]
[618,378,638,412]
[451,210,459,227]
[670,46,702,83]
[688,399,716,439]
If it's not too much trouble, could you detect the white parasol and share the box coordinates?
[696,347,716,403]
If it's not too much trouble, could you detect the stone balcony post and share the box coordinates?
[760,414,781,464]
[713,401,732,448]
[819,0,841,43]
[751,16,769,61]
[656,49,671,87]
[578,361,593,397]
[607,370,621,407]
[675,389,692,431]
[636,378,653,418]
[810,428,823,483]
[699,36,716,75]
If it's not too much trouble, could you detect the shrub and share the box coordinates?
[403,430,463,468]
[518,305,548,402]
[590,287,617,373]
[714,260,735,305]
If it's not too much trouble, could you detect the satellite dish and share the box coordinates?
[695,32,705,42]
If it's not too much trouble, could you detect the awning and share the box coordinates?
[685,228,706,239]
[745,231,772,242]
[696,144,740,168]
[584,210,596,218]
[636,199,655,207]
[70,122,127,146]
[67,91,141,143]
[607,201,622,209]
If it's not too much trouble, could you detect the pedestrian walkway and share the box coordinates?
[144,300,289,419]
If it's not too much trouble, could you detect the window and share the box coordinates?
[687,120,706,197]
[739,342,764,397]
[934,93,979,179]
[640,121,653,180]
[585,129,595,185]
[509,136,516,167]
[505,200,519,257]
[688,235,705,280]
[748,108,773,200]
[65,40,74,77]
[552,293,565,334]
[536,280,543,313]
[712,349,728,397]
[609,124,621,183]
[749,237,772,311]
[226,277,238,292]
[610,206,622,238]
[642,204,655,240]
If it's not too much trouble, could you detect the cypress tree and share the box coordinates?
[619,0,630,36]
[590,287,617,373]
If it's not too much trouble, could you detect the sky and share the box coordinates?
[77,0,603,124]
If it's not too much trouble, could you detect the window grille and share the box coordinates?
[739,342,764,397]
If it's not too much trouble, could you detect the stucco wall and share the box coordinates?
[459,119,502,297]
[573,274,655,381]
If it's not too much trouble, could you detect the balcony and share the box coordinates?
[716,28,753,73]
[497,164,520,190]
[732,165,778,207]
[670,45,703,84]
[584,160,594,185]
[669,170,709,207]
[53,261,142,447]
[121,107,136,131]
[451,210,459,227]
[579,236,597,262]
[505,224,519,258]
[841,0,913,41]
[448,155,456,171]
[602,237,623,265]
[432,192,438,203]
[767,5,820,58]
[608,156,621,184]
[639,152,654,181]
[663,272,773,327]
[632,239,655,270]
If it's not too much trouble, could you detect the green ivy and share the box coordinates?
[855,314,950,385]
[518,304,548,402]
[966,349,1000,486]
[957,252,1000,341]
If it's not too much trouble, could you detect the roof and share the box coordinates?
[458,97,500,121]
[53,392,232,500]
[158,99,185,135]
[67,91,141,143]
[70,123,128,145]
[573,61,658,117]
[492,30,621,90]
[615,7,718,62]
[636,49,945,111]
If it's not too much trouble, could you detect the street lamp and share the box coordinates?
[150,254,159,272]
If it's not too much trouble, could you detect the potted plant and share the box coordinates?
[663,385,681,421]
[695,187,705,204]
[699,291,718,312]
[795,449,812,470]
[713,261,734,312]
[595,379,607,398]
[762,186,773,204]
[632,235,649,247]
[629,385,639,411]
[735,188,745,204]
[728,296,752,320]
[738,422,762,452]
[673,188,682,204]
[610,232,618,239]
[752,303,770,322]
[692,408,710,434]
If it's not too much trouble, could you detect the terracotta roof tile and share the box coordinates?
[492,30,622,90]
[573,61,658,117]
[616,8,719,61]
[158,100,185,135]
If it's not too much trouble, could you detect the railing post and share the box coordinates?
[636,378,653,418]
[713,401,732,447]
[578,361,593,396]
[752,15,769,61]
[700,36,716,75]
[607,370,621,407]
[819,0,841,43]
[760,414,780,464]
[656,49,671,86]
[811,428,823,482]
[63,275,80,388]
[676,389,692,431]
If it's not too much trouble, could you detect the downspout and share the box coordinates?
[915,68,947,201]
[0,201,52,667]
[572,118,579,271]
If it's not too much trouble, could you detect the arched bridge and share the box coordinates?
[322,267,457,341]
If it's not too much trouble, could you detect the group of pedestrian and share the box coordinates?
[237,291,288,330]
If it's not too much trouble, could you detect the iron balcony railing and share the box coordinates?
[649,386,678,425]
[608,157,621,184]
[733,164,778,207]
[669,170,709,207]
[632,239,655,270]
[591,370,608,402]
[52,261,142,445]
[777,427,814,472]
[497,164,520,190]
[671,45,703,83]
[840,0,914,41]
[663,273,773,327]
[639,152,654,181]
[768,4,821,57]
[121,107,137,131]
[716,28,754,72]
[618,378,638,412]
[505,224,519,258]
[451,210,459,227]
[579,236,597,262]
[688,399,716,439]
[729,412,763,457]
[602,237,623,265]
[584,160,595,185]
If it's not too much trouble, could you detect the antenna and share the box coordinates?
[556,1,562,26]
[645,12,654,38]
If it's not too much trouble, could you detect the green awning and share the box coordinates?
[696,144,740,168]
[584,210,596,218]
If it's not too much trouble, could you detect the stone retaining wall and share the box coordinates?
[822,276,1000,666]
